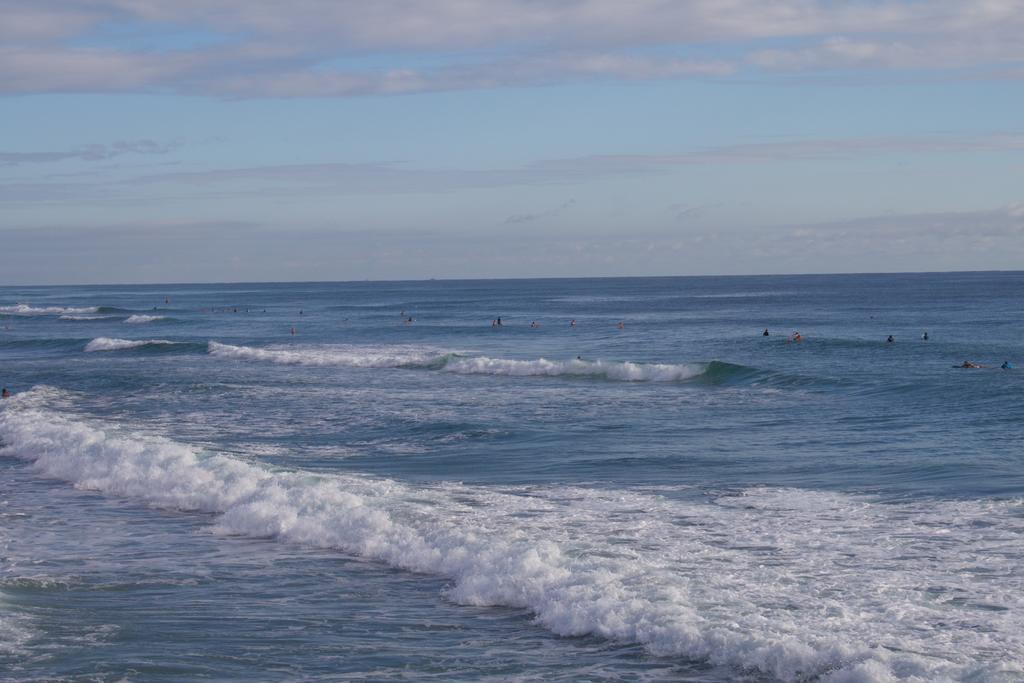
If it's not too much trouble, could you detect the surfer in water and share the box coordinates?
[1001,361,1013,369]
[763,328,769,336]
[960,360,982,368]
[887,335,894,343]
[922,331,929,340]
[1,387,10,399]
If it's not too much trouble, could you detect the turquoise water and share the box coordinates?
[1,273,1022,681]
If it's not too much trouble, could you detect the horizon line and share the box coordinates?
[1,268,1021,290]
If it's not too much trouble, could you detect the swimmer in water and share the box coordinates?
[922,331,929,340]
[617,321,625,329]
[762,328,769,336]
[570,319,576,328]
[887,335,894,343]
[1,387,10,399]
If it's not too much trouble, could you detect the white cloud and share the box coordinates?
[0,46,201,92]
[94,0,971,51]
[751,35,1024,71]
[1,1,1024,96]
[0,3,100,42]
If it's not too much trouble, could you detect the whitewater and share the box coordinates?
[3,388,1021,681]
[207,341,713,381]
[1,274,1022,681]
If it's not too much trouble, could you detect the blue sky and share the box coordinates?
[2,0,1023,284]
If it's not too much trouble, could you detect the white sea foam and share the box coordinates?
[0,512,35,656]
[1,387,1021,682]
[59,315,116,321]
[207,341,451,368]
[124,315,166,324]
[442,356,705,381]
[0,590,34,657]
[208,342,707,382]
[1,304,99,316]
[84,337,177,352]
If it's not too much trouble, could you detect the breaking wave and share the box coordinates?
[441,355,708,381]
[0,387,1021,682]
[1,304,99,316]
[84,337,180,352]
[207,342,762,384]
[207,341,450,368]
[124,315,167,324]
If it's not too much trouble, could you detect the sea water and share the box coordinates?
[0,273,1021,682]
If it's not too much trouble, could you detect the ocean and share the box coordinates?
[0,272,1021,682]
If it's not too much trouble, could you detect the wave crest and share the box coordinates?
[207,341,451,368]
[442,355,706,381]
[1,304,99,316]
[84,337,178,352]
[207,343,750,383]
[124,315,167,324]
